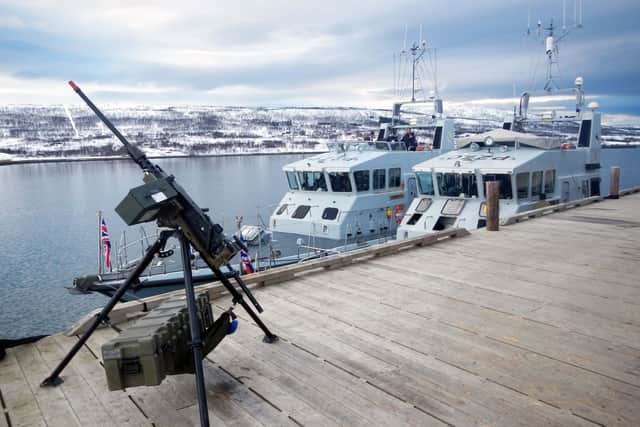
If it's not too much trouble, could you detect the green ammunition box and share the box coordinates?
[102,292,214,391]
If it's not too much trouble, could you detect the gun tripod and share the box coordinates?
[42,229,277,427]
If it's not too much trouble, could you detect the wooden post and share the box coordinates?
[609,166,620,199]
[485,181,500,231]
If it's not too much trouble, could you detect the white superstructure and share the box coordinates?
[397,109,603,238]
[269,115,455,246]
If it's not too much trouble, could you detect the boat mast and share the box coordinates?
[526,0,583,93]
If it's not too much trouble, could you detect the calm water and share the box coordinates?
[0,154,305,339]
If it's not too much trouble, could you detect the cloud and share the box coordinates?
[0,0,638,113]
[0,15,23,29]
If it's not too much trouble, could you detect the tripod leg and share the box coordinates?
[41,230,173,387]
[212,266,278,343]
[226,263,263,313]
[179,234,210,427]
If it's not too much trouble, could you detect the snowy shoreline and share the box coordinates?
[0,149,326,166]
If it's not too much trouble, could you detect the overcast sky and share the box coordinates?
[1,0,639,113]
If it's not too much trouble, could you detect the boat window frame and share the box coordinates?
[328,171,353,193]
[291,205,311,219]
[416,172,435,196]
[297,170,328,192]
[322,207,339,220]
[531,171,543,199]
[481,173,513,200]
[544,169,556,195]
[516,172,530,200]
[373,168,386,191]
[435,172,479,198]
[388,167,402,189]
[286,171,299,190]
[354,170,370,192]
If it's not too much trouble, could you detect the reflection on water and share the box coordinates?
[0,154,304,339]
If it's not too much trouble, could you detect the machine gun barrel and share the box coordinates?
[68,81,160,175]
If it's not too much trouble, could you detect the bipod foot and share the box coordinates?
[41,376,64,387]
[263,334,279,344]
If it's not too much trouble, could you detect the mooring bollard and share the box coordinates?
[609,166,620,199]
[486,181,500,231]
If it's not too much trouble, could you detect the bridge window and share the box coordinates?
[516,172,530,200]
[531,171,543,198]
[286,172,298,190]
[276,204,288,215]
[322,207,339,220]
[297,171,327,191]
[433,126,443,149]
[292,205,311,219]
[373,169,386,190]
[328,172,352,192]
[436,173,478,198]
[416,172,434,195]
[544,170,556,194]
[578,120,592,147]
[482,174,513,199]
[354,170,370,192]
[389,168,401,188]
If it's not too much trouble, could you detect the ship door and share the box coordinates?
[590,177,601,196]
[406,177,417,199]
[562,181,570,202]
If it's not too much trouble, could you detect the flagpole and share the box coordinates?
[98,210,103,275]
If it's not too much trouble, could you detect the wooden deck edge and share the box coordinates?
[65,227,469,336]
[619,185,640,196]
[501,196,603,226]
[502,185,640,226]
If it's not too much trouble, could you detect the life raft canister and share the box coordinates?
[393,204,405,224]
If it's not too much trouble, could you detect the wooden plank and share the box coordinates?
[83,326,195,427]
[0,408,8,427]
[52,334,150,426]
[246,288,591,427]
[392,249,640,329]
[66,228,468,335]
[85,318,291,426]
[501,196,603,225]
[35,336,116,426]
[258,276,640,426]
[0,349,46,427]
[208,348,340,427]
[11,343,82,427]
[218,327,444,427]
[273,269,640,387]
[351,258,640,346]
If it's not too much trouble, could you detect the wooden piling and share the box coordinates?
[609,166,620,199]
[485,181,500,231]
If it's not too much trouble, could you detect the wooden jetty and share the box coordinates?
[1,192,639,426]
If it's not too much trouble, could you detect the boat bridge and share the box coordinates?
[1,190,639,426]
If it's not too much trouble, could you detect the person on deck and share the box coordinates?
[402,128,417,151]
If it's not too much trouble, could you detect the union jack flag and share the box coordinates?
[240,249,254,275]
[101,219,112,271]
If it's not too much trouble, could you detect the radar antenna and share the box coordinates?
[527,0,583,92]
[394,27,442,117]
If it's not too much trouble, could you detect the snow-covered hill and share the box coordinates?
[0,104,638,162]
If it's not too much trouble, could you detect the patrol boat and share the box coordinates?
[397,12,640,238]
[268,38,458,250]
[268,103,455,249]
[397,92,605,238]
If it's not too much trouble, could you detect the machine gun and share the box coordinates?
[42,81,277,427]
